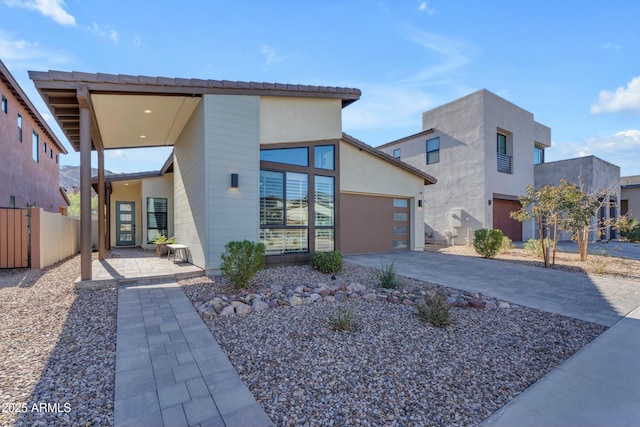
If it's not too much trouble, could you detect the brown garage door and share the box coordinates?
[340,193,410,254]
[493,198,522,241]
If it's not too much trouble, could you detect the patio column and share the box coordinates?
[78,85,92,280]
[98,148,106,259]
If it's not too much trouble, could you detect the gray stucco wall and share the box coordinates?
[381,89,550,242]
[534,155,621,241]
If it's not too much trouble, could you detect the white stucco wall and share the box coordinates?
[340,141,425,251]
[622,186,640,220]
[204,95,260,273]
[260,97,342,144]
[141,173,174,249]
[174,99,207,269]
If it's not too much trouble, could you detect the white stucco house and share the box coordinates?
[30,70,435,278]
[379,89,550,243]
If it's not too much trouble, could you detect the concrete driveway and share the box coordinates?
[345,250,640,426]
[345,250,640,327]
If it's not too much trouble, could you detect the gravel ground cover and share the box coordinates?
[181,263,606,427]
[0,255,117,427]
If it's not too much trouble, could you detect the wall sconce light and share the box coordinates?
[488,199,492,206]
[418,200,423,208]
[231,173,239,188]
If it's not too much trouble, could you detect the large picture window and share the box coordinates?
[260,142,338,257]
[147,197,168,243]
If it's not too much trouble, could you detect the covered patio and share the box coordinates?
[77,247,204,288]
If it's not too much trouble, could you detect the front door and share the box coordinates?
[116,201,135,246]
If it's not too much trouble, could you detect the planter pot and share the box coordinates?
[156,243,168,257]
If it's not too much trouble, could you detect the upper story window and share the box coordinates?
[44,142,47,153]
[497,133,507,154]
[534,146,545,165]
[260,147,308,167]
[393,148,401,159]
[32,131,39,162]
[17,114,22,142]
[426,137,440,164]
[497,131,512,174]
[314,145,334,170]
[1,95,7,113]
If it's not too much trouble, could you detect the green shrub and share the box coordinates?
[311,251,343,274]
[220,240,265,289]
[416,292,451,327]
[376,260,402,289]
[329,303,359,332]
[473,228,504,258]
[523,238,544,257]
[618,217,640,242]
[500,235,515,253]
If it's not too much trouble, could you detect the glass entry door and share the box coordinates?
[116,201,135,246]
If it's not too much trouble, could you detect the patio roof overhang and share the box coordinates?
[28,70,362,152]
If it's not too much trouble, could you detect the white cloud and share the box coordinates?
[600,42,621,51]
[89,22,119,44]
[133,34,142,47]
[418,1,435,15]
[401,28,476,83]
[4,0,75,26]
[260,44,282,66]
[0,32,72,69]
[547,130,640,176]
[591,76,640,114]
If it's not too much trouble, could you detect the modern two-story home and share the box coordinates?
[30,70,436,279]
[0,59,68,213]
[380,89,551,242]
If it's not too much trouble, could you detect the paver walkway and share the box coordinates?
[346,251,640,426]
[114,281,273,427]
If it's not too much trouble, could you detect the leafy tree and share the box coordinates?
[67,192,98,216]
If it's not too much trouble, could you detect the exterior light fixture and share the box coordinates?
[418,200,423,208]
[140,135,146,139]
[231,173,239,188]
[144,109,152,114]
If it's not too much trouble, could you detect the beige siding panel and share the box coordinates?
[340,141,424,251]
[174,100,207,269]
[260,97,342,144]
[205,95,260,272]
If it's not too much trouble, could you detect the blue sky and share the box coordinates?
[1,0,639,176]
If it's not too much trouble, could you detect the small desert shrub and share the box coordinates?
[590,249,612,275]
[473,228,504,258]
[417,292,451,327]
[376,260,402,289]
[523,238,546,258]
[500,236,515,253]
[312,250,343,274]
[618,217,640,242]
[220,240,265,289]
[329,303,359,332]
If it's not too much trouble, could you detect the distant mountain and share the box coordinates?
[59,165,117,190]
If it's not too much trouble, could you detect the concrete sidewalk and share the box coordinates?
[346,251,640,426]
[346,251,640,327]
[114,281,273,427]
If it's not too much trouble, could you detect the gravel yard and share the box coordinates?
[181,263,606,427]
[0,255,116,427]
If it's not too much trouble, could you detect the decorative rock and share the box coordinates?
[319,288,332,297]
[289,295,303,306]
[230,300,244,308]
[213,303,225,314]
[498,301,511,309]
[323,295,336,303]
[220,305,236,316]
[402,298,414,306]
[485,301,497,310]
[334,293,346,302]
[309,293,322,302]
[253,298,270,312]
[469,298,486,310]
[388,296,400,304]
[235,303,253,315]
[347,283,366,293]
[363,293,377,302]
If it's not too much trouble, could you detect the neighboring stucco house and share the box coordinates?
[0,59,68,213]
[621,175,640,220]
[534,156,620,241]
[379,89,550,243]
[30,70,435,278]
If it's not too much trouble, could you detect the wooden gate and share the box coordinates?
[0,208,30,268]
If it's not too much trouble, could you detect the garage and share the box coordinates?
[340,193,410,254]
[493,198,522,241]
